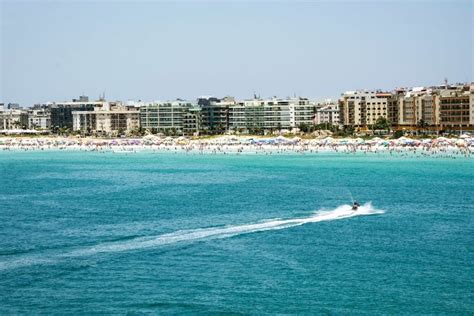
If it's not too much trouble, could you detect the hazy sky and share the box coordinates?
[1,0,472,106]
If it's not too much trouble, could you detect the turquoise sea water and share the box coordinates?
[0,151,472,314]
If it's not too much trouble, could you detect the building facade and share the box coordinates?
[51,97,104,130]
[139,100,200,135]
[0,106,29,130]
[339,91,390,128]
[72,103,140,135]
[199,97,234,134]
[314,101,340,126]
[439,85,471,131]
[227,98,311,133]
[28,108,51,130]
[289,98,315,128]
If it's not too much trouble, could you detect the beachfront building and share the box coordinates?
[289,98,315,128]
[314,100,340,126]
[389,83,472,132]
[262,98,292,130]
[398,93,416,127]
[339,91,391,128]
[415,92,439,128]
[389,87,439,131]
[139,100,200,135]
[228,102,247,132]
[216,97,313,134]
[183,106,202,136]
[229,98,294,133]
[0,107,29,130]
[471,83,474,127]
[50,96,105,130]
[439,84,472,131]
[72,102,140,135]
[199,96,234,134]
[28,107,51,130]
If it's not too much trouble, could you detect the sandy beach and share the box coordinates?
[1,135,472,158]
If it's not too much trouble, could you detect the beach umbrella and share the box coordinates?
[455,139,465,146]
[175,136,189,145]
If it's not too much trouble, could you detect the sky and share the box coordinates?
[1,0,472,106]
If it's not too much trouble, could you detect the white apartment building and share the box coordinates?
[0,107,29,130]
[28,109,51,130]
[140,100,200,135]
[314,101,340,126]
[289,98,315,128]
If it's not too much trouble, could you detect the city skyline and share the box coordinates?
[1,1,472,106]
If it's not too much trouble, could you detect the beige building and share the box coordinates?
[470,83,474,126]
[439,85,472,131]
[72,102,140,135]
[339,91,390,127]
[393,88,440,129]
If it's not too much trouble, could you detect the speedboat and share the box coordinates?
[352,202,360,211]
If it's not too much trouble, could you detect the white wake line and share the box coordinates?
[68,203,384,256]
[0,203,384,271]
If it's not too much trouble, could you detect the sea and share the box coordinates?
[0,150,472,314]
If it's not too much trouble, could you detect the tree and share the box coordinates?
[417,119,428,134]
[298,123,310,133]
[373,117,391,131]
[392,130,404,139]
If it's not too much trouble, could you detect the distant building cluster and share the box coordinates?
[1,82,473,136]
[340,82,473,132]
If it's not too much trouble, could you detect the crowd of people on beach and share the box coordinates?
[1,134,472,159]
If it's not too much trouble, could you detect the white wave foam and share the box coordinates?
[0,203,383,271]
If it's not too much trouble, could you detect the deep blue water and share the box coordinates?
[0,150,473,314]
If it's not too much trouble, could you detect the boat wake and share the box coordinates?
[0,203,383,271]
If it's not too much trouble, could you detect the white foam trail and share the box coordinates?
[68,202,383,256]
[0,203,383,271]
